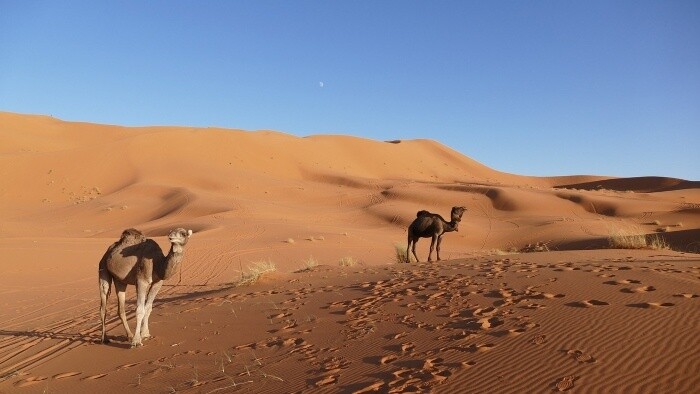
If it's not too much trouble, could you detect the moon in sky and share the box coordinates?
[319,82,324,88]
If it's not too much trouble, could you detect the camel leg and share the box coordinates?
[436,235,443,261]
[140,281,163,340]
[114,281,133,341]
[131,279,149,347]
[410,237,420,263]
[98,269,112,343]
[428,235,437,262]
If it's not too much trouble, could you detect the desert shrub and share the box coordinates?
[519,242,550,253]
[235,260,276,286]
[394,243,415,264]
[647,234,670,250]
[608,226,669,250]
[338,256,358,267]
[295,256,318,273]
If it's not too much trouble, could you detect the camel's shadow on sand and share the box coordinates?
[0,329,92,343]
[0,283,235,351]
[0,329,132,349]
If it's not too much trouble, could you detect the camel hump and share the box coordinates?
[416,210,432,218]
[119,228,146,244]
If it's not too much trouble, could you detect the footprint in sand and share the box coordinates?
[555,375,577,391]
[423,357,445,368]
[478,316,504,329]
[565,300,609,308]
[380,354,399,364]
[314,374,339,386]
[401,342,416,353]
[673,293,699,299]
[116,362,141,370]
[53,372,82,379]
[387,332,408,340]
[626,302,675,308]
[507,328,527,336]
[81,373,108,380]
[471,343,496,352]
[521,302,547,310]
[565,349,596,363]
[473,306,498,316]
[354,381,386,393]
[603,279,641,285]
[320,356,351,373]
[542,293,566,299]
[621,286,656,293]
[14,376,48,387]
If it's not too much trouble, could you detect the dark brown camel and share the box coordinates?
[407,206,466,262]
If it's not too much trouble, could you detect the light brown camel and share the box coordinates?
[98,227,192,347]
[407,206,466,262]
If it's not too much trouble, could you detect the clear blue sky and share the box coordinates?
[1,1,698,180]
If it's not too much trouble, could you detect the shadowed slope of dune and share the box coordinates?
[1,111,698,251]
[556,176,699,193]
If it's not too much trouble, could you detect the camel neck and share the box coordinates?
[160,243,185,280]
[170,243,184,254]
[444,220,459,233]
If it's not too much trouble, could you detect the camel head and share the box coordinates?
[168,228,193,246]
[450,206,467,231]
[451,206,467,221]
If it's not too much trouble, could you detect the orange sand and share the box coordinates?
[1,112,698,393]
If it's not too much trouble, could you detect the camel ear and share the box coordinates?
[187,229,193,237]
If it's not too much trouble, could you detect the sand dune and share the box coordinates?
[1,112,698,393]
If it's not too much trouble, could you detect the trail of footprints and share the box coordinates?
[4,258,697,392]
[325,258,574,392]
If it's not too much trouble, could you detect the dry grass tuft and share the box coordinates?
[519,241,551,253]
[338,256,358,267]
[608,230,648,249]
[394,243,415,264]
[608,225,669,250]
[295,256,318,273]
[648,234,670,250]
[235,260,277,286]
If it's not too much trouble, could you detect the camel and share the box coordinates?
[407,206,466,262]
[98,227,192,347]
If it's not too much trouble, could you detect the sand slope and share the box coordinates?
[1,112,698,393]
